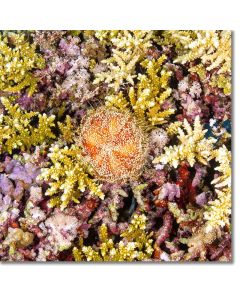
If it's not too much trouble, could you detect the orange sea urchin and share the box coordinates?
[80,107,147,183]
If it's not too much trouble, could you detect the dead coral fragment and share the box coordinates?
[38,144,104,210]
[0,32,45,95]
[80,107,147,183]
[73,214,153,261]
[153,116,216,168]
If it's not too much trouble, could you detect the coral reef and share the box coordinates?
[0,30,231,262]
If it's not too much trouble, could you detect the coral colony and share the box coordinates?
[0,30,231,262]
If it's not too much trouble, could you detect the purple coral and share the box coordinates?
[158,183,180,202]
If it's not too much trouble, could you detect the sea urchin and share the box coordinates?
[79,107,147,183]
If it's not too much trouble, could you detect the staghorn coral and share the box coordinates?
[0,97,56,154]
[163,30,231,95]
[94,30,154,91]
[153,116,216,168]
[204,146,231,232]
[155,211,173,247]
[105,55,174,126]
[157,183,180,202]
[79,107,147,183]
[58,115,75,144]
[73,214,153,261]
[0,32,45,95]
[38,144,104,210]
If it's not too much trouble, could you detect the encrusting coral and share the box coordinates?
[0,30,231,262]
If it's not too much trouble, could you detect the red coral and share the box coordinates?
[176,163,196,207]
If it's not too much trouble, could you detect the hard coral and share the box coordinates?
[38,144,104,210]
[0,97,56,154]
[153,116,216,168]
[105,55,174,126]
[45,211,79,252]
[94,30,154,91]
[0,32,45,95]
[73,214,153,262]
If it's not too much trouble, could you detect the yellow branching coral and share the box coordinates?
[161,30,197,51]
[175,31,231,73]
[211,145,231,189]
[204,146,231,232]
[166,121,182,135]
[38,144,104,210]
[0,97,56,154]
[0,32,45,95]
[94,30,121,45]
[105,55,174,126]
[210,73,231,97]
[153,116,216,168]
[162,30,231,95]
[58,115,75,143]
[204,188,231,232]
[94,30,154,90]
[73,214,153,261]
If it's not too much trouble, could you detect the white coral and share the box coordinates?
[45,211,79,252]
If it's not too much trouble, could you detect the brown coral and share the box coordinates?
[79,107,147,183]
